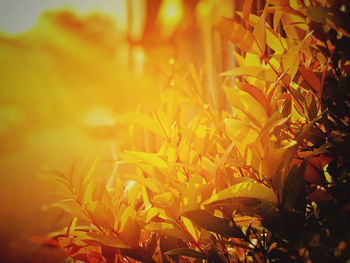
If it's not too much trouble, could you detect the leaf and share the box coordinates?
[282,162,307,212]
[86,201,115,229]
[146,233,157,256]
[182,210,245,238]
[253,14,266,53]
[304,90,318,121]
[118,206,141,248]
[236,11,286,53]
[225,119,259,145]
[233,82,267,109]
[242,0,254,28]
[76,156,99,202]
[221,66,276,82]
[52,199,90,222]
[224,86,268,127]
[160,235,188,263]
[115,111,165,138]
[215,18,260,54]
[282,31,313,82]
[306,7,328,23]
[145,222,189,241]
[124,151,168,170]
[273,9,282,31]
[299,66,321,96]
[262,141,297,179]
[118,174,162,194]
[282,44,300,82]
[164,248,206,259]
[120,248,156,263]
[266,26,286,53]
[86,233,130,249]
[203,181,278,205]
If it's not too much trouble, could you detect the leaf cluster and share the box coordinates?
[40,0,350,262]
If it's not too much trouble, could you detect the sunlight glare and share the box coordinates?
[0,0,127,34]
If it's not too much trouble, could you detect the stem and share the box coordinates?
[262,229,267,263]
[216,234,230,261]
[175,219,205,254]
[65,217,74,238]
[261,53,304,110]
[154,112,170,140]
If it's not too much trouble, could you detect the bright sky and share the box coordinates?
[0,0,128,34]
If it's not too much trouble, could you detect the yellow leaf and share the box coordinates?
[124,151,168,170]
[253,14,266,53]
[183,217,199,241]
[139,206,159,223]
[203,180,277,205]
[266,27,286,54]
[262,141,297,179]
[221,66,277,82]
[86,201,115,229]
[118,174,162,194]
[152,191,180,219]
[52,199,90,222]
[233,82,267,109]
[236,11,286,54]
[215,18,260,54]
[201,157,216,177]
[118,206,140,248]
[76,156,99,203]
[115,111,165,138]
[224,86,268,127]
[282,44,300,82]
[225,119,259,145]
[152,192,175,208]
[145,222,189,241]
[281,12,308,40]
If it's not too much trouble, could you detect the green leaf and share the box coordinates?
[203,181,278,205]
[182,210,245,238]
[164,248,206,259]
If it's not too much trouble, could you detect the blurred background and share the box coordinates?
[0,0,239,261]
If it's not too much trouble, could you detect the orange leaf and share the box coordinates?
[282,44,300,82]
[243,0,254,28]
[233,82,268,110]
[299,66,321,96]
[253,14,266,54]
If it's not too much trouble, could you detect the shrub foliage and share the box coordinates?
[42,0,350,262]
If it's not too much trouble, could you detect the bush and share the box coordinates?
[41,1,350,262]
